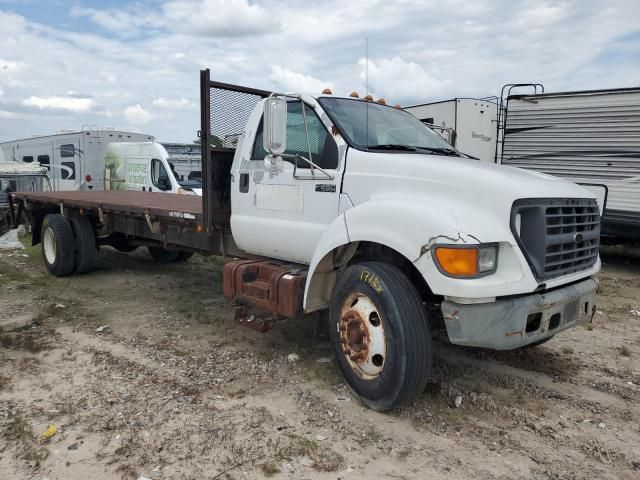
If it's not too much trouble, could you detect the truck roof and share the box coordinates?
[0,162,49,175]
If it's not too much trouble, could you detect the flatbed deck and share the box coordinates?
[14,190,203,220]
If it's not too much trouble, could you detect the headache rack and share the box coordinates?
[511,198,600,281]
[199,68,270,239]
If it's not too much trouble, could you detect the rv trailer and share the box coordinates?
[0,127,153,192]
[404,98,499,162]
[500,87,640,240]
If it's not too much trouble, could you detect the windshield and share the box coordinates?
[318,97,456,152]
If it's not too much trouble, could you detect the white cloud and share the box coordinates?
[152,97,190,109]
[270,66,333,94]
[359,58,448,103]
[0,57,25,87]
[123,104,153,124]
[22,95,95,112]
[1,1,640,142]
[70,6,162,37]
[162,0,276,37]
[0,110,17,119]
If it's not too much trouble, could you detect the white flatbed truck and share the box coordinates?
[12,69,602,410]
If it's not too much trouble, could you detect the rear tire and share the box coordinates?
[69,215,97,274]
[41,214,75,276]
[148,246,180,263]
[329,261,432,411]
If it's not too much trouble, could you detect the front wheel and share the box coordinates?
[329,261,432,411]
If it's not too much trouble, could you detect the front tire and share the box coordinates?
[329,261,432,411]
[41,214,75,276]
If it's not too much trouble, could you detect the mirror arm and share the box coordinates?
[300,101,315,177]
[283,154,333,180]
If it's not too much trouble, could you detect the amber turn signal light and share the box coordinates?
[434,247,479,276]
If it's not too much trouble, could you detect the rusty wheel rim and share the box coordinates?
[338,293,386,379]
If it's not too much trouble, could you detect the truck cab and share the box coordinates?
[225,88,600,409]
[0,162,51,234]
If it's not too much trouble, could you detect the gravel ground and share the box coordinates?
[1,242,639,480]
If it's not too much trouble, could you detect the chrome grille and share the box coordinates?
[511,198,600,281]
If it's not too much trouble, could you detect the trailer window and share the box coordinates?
[60,144,75,157]
[38,155,50,169]
[23,155,33,163]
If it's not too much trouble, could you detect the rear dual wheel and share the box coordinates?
[329,261,432,411]
[41,214,96,276]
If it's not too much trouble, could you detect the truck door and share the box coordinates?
[54,139,80,190]
[231,100,343,264]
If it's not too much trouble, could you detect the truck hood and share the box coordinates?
[344,149,596,205]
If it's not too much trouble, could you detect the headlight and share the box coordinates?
[177,187,196,195]
[432,244,498,278]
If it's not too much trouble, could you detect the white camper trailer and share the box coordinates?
[0,128,153,191]
[404,98,498,162]
[499,87,640,239]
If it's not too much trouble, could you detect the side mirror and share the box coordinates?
[263,97,287,157]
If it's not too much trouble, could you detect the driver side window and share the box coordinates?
[151,158,171,191]
[252,101,338,170]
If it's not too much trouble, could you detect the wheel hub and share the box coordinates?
[339,293,386,379]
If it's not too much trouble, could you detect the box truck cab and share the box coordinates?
[104,142,201,195]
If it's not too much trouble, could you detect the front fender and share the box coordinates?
[304,198,501,311]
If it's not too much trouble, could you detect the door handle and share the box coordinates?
[239,173,249,193]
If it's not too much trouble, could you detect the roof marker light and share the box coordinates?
[322,88,333,95]
[349,91,360,98]
[364,94,373,101]
[376,98,386,105]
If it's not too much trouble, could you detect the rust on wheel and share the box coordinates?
[338,292,386,379]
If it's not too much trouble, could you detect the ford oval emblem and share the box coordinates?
[574,232,584,243]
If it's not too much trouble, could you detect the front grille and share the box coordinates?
[511,198,600,281]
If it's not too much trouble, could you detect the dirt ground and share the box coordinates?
[1,241,639,480]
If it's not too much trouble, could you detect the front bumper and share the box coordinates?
[441,277,598,350]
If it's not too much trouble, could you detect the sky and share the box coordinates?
[0,0,639,143]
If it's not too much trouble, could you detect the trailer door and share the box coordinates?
[54,138,80,190]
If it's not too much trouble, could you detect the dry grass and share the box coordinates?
[260,460,281,476]
[616,345,631,357]
[2,412,49,470]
